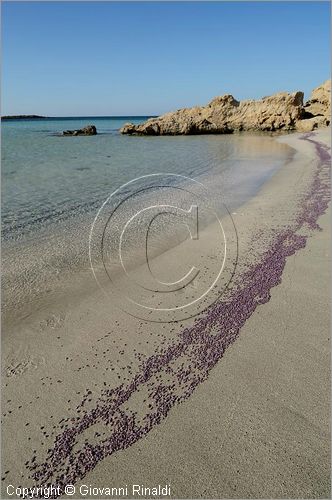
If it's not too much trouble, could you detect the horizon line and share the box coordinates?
[1,114,158,119]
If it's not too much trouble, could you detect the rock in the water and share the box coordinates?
[120,81,331,136]
[121,123,139,135]
[63,125,97,136]
[120,91,304,135]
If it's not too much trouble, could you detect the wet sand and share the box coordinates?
[1,129,330,499]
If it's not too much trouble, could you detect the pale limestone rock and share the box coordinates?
[302,80,331,126]
[121,81,331,136]
[296,116,325,133]
[121,91,304,135]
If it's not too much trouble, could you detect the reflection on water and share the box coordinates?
[2,117,294,317]
[2,118,292,239]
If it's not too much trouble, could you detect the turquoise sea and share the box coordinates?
[2,117,293,316]
[2,117,293,240]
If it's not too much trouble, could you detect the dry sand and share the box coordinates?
[1,129,330,499]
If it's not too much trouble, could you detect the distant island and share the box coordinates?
[1,115,48,120]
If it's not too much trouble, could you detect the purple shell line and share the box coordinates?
[24,134,330,498]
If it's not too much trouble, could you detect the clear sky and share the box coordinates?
[2,1,330,116]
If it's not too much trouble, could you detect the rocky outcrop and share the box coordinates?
[63,125,97,136]
[297,80,331,132]
[121,81,331,136]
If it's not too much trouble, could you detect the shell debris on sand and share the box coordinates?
[18,134,331,497]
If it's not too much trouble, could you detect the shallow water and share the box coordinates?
[2,117,293,317]
[2,117,292,238]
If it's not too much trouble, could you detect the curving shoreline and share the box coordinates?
[1,130,330,499]
[2,130,329,497]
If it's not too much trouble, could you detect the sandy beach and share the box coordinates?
[1,128,330,499]
[2,1,331,498]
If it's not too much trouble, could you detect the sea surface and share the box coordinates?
[2,116,294,316]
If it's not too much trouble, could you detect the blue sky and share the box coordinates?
[2,1,330,116]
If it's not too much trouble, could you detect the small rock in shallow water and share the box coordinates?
[62,125,97,136]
